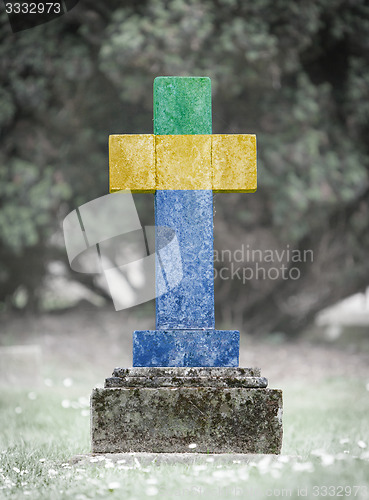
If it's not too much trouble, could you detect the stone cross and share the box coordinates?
[109,76,257,367]
[91,77,282,455]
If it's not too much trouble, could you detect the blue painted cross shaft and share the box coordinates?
[155,190,214,329]
[133,77,239,367]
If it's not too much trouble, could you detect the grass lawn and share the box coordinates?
[1,376,369,499]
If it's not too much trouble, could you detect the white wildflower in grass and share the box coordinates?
[24,491,31,496]
[339,438,349,444]
[48,469,58,477]
[104,462,114,469]
[89,458,99,463]
[193,464,207,472]
[336,453,349,460]
[188,443,197,449]
[39,459,46,463]
[206,457,214,463]
[277,455,290,463]
[134,457,141,468]
[14,407,22,414]
[199,474,213,485]
[272,461,283,470]
[146,477,158,485]
[321,454,335,466]
[108,482,121,491]
[21,482,27,486]
[256,455,272,474]
[292,462,314,472]
[116,459,126,464]
[27,392,37,400]
[13,467,20,474]
[311,449,325,457]
[4,477,15,488]
[78,396,89,407]
[61,400,70,409]
[358,440,367,449]
[270,468,281,479]
[81,410,89,417]
[232,460,241,464]
[212,469,232,479]
[63,378,73,387]
[146,486,159,496]
[238,467,249,481]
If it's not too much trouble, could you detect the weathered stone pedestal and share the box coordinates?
[91,367,283,454]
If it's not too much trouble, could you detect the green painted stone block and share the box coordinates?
[154,76,212,135]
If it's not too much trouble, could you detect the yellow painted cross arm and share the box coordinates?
[109,134,257,193]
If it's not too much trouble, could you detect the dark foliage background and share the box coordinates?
[1,0,369,335]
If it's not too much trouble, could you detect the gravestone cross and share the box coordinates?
[109,76,257,367]
[90,76,283,454]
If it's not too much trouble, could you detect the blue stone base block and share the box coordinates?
[133,330,239,367]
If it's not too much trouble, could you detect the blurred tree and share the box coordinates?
[0,0,368,334]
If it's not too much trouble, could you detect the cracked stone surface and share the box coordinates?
[91,380,283,454]
[106,367,267,388]
[113,367,261,377]
[105,375,268,388]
